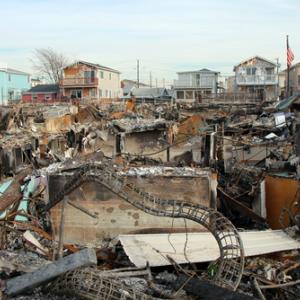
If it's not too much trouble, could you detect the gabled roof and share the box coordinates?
[177,68,219,74]
[122,79,148,87]
[65,60,121,74]
[24,84,59,94]
[0,67,30,76]
[234,56,276,71]
[289,62,300,71]
[121,79,149,95]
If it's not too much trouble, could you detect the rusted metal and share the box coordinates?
[51,267,155,300]
[265,175,300,229]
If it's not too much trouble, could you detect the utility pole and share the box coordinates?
[275,57,280,100]
[137,59,140,88]
[163,78,165,88]
[149,72,152,88]
[286,35,290,98]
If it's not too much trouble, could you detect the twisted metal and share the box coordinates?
[45,161,244,291]
[51,267,155,300]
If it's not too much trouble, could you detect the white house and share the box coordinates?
[173,68,219,102]
[233,56,278,101]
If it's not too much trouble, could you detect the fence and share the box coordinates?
[176,92,262,105]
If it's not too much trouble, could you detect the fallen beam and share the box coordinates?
[5,248,97,296]
[218,187,266,224]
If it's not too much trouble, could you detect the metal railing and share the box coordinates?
[174,79,215,88]
[236,75,277,85]
[176,92,262,104]
[60,77,98,86]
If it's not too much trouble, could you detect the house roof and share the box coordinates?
[122,79,148,87]
[24,84,59,94]
[0,67,30,76]
[66,60,121,74]
[121,79,149,95]
[130,87,170,98]
[289,62,300,71]
[177,68,219,74]
[234,56,276,70]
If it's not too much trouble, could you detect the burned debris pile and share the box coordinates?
[0,99,299,299]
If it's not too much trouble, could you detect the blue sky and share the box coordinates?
[0,0,299,85]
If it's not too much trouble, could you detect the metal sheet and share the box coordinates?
[119,230,300,267]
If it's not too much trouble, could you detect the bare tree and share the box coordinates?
[31,48,69,83]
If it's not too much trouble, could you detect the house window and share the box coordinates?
[100,71,104,79]
[8,90,14,100]
[109,73,112,80]
[246,68,256,75]
[185,91,194,99]
[70,89,82,99]
[176,91,184,99]
[99,89,102,97]
[44,95,51,101]
[90,88,96,97]
[109,90,111,98]
[105,90,108,97]
[298,75,300,85]
[32,95,38,101]
[8,74,11,81]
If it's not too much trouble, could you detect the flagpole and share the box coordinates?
[286,35,290,98]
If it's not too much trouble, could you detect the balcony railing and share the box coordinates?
[60,77,98,86]
[173,79,215,89]
[236,75,277,85]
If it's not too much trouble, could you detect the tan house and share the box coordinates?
[277,63,300,98]
[278,70,286,99]
[60,61,121,100]
[287,62,300,96]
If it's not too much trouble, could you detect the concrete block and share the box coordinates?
[6,248,97,296]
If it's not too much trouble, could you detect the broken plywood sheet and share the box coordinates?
[45,114,74,133]
[119,230,300,267]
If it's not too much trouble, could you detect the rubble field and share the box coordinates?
[0,98,299,299]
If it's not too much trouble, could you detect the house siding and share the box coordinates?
[234,57,278,101]
[22,92,58,103]
[288,64,300,96]
[61,62,121,101]
[173,70,218,102]
[0,69,30,105]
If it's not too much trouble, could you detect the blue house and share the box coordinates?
[0,67,30,105]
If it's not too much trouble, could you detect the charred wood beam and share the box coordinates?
[218,187,266,224]
[0,167,32,212]
[5,248,97,296]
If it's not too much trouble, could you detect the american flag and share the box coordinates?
[287,37,294,67]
